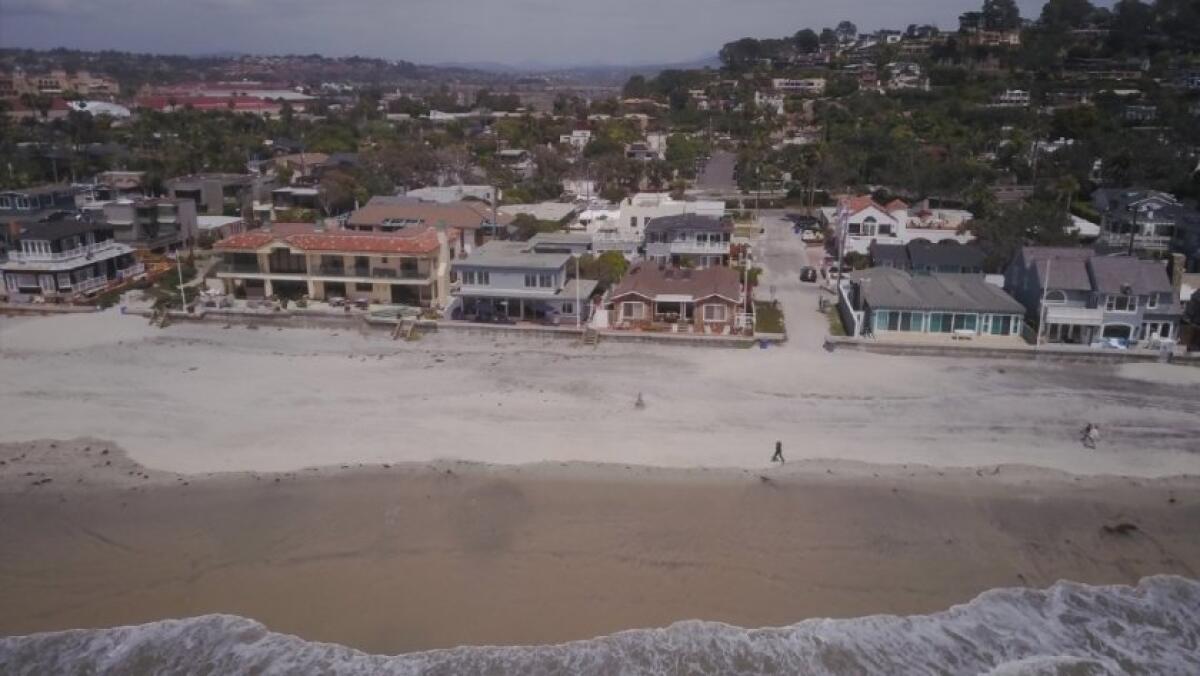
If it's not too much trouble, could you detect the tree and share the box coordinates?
[578,251,629,290]
[968,201,1075,271]
[835,20,858,42]
[1039,0,1095,30]
[793,29,820,53]
[982,0,1021,30]
[819,28,838,49]
[622,75,650,99]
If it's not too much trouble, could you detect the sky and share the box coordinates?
[1,0,1055,67]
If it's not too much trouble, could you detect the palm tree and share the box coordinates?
[1056,174,1080,216]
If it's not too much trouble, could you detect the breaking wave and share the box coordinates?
[2,576,1198,675]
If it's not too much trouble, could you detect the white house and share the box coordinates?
[772,78,826,95]
[754,91,786,115]
[558,129,593,151]
[575,193,726,259]
[820,196,974,256]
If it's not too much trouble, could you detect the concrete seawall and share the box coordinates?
[825,335,1200,365]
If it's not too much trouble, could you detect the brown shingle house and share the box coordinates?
[608,264,746,335]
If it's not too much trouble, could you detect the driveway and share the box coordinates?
[753,210,829,350]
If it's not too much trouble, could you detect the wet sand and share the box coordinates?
[2,439,1197,654]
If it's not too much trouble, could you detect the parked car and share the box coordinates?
[800,230,824,243]
[799,266,818,283]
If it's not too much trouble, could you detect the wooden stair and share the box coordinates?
[582,327,600,347]
[392,318,417,341]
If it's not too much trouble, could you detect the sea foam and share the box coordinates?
[1,576,1197,675]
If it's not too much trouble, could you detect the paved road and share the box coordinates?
[753,211,829,350]
[696,150,737,191]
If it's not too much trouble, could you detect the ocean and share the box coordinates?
[1,576,1197,675]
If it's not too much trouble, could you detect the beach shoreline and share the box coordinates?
[2,438,1197,654]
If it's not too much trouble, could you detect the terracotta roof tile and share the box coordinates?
[214,228,439,255]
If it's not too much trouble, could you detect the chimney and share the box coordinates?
[1170,252,1185,303]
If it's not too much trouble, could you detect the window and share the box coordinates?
[524,274,537,288]
[630,216,637,228]
[562,303,574,315]
[479,272,489,285]
[1147,293,1158,310]
[539,274,553,288]
[463,270,487,285]
[463,271,475,285]
[847,222,861,236]
[990,315,1012,336]
[1044,290,1066,303]
[1105,295,1137,312]
[952,314,978,331]
[622,301,644,320]
[0,196,10,209]
[703,304,728,322]
[899,312,923,332]
[643,217,651,227]
[15,197,29,209]
[355,283,372,292]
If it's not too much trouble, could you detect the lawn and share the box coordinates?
[754,301,785,334]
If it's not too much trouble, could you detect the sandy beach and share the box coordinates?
[1,311,1199,477]
[1,438,1198,654]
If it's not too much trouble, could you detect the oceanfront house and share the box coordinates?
[608,264,748,335]
[165,173,260,216]
[449,241,597,324]
[1,184,78,252]
[1,219,144,303]
[1004,247,1184,346]
[213,223,449,307]
[840,267,1026,340]
[270,186,321,212]
[100,198,198,253]
[868,240,985,274]
[345,199,509,259]
[820,196,974,256]
[1090,189,1196,255]
[644,214,733,268]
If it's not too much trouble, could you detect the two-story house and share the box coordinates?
[213,224,449,307]
[1005,247,1182,346]
[608,263,747,335]
[644,214,733,268]
[1,184,79,253]
[1091,188,1192,254]
[1,219,144,303]
[449,240,597,324]
[101,198,198,253]
[165,173,260,216]
[585,193,725,259]
[820,196,975,256]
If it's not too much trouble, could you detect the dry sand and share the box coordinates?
[1,311,1199,477]
[1,439,1197,654]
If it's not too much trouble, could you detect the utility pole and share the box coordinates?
[835,199,848,288]
[1037,256,1051,348]
[575,255,581,329]
[176,251,187,311]
[1126,204,1138,257]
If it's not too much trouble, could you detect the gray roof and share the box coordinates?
[1035,258,1093,291]
[868,242,909,268]
[1087,256,1172,295]
[451,240,568,270]
[528,232,592,247]
[854,267,1024,314]
[645,213,732,234]
[20,218,109,241]
[907,241,984,270]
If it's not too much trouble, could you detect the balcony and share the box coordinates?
[663,240,731,255]
[1099,231,1173,250]
[1044,304,1104,326]
[219,261,265,274]
[6,240,124,264]
[117,262,146,281]
[72,276,110,295]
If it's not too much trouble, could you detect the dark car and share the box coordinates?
[799,266,818,283]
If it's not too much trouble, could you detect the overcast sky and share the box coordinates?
[2,0,1055,66]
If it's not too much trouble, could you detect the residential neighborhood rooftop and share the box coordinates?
[851,267,1025,314]
[610,263,742,302]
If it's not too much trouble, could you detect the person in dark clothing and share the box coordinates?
[771,440,785,463]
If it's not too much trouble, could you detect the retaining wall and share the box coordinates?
[824,335,1200,365]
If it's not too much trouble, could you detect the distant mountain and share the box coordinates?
[432,54,721,85]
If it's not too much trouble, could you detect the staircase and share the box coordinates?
[582,327,600,347]
[392,318,418,341]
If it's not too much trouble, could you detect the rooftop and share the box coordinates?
[852,267,1024,314]
[645,213,732,234]
[610,264,742,302]
[214,226,440,255]
[452,241,569,270]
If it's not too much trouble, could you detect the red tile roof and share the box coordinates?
[885,199,909,211]
[214,227,439,255]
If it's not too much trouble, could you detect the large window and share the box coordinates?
[1146,293,1158,310]
[1106,295,1137,312]
[1044,290,1066,303]
[703,304,728,322]
[621,301,644,320]
[462,270,489,286]
[538,274,553,288]
[990,315,1013,335]
[952,314,978,332]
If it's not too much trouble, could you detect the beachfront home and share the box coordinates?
[100,197,198,253]
[841,267,1025,340]
[820,196,974,256]
[449,240,597,324]
[213,223,449,307]
[1005,247,1183,346]
[644,214,733,268]
[608,263,747,335]
[1,218,144,303]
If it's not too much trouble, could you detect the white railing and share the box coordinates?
[72,276,109,294]
[1099,232,1172,249]
[117,262,146,281]
[665,241,731,255]
[6,240,124,263]
[1044,305,1104,325]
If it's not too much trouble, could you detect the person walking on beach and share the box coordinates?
[772,440,785,464]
